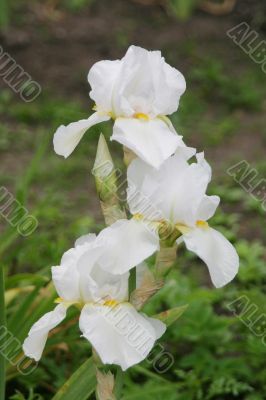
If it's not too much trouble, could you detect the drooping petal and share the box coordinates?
[112,117,183,169]
[23,304,67,362]
[53,113,110,158]
[79,303,166,371]
[164,117,196,161]
[88,59,122,114]
[183,226,239,288]
[97,219,159,275]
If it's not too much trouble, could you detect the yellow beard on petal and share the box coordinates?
[133,113,150,121]
[55,297,121,309]
[196,220,209,229]
[103,299,119,307]
[54,297,79,307]
[133,213,144,221]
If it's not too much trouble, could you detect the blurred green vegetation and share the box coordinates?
[1,0,266,399]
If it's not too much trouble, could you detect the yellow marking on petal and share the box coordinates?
[103,299,119,307]
[92,105,115,119]
[54,298,79,307]
[107,111,116,119]
[55,297,63,304]
[158,115,172,127]
[196,220,209,229]
[133,113,149,121]
[133,213,144,221]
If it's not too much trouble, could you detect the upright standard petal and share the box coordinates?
[75,233,97,247]
[97,219,159,275]
[114,45,186,117]
[88,59,122,114]
[77,249,129,303]
[53,113,110,158]
[52,263,80,302]
[196,152,212,183]
[127,152,210,225]
[196,195,220,222]
[112,117,183,169]
[183,227,239,288]
[79,303,166,371]
[52,234,98,302]
[23,304,67,361]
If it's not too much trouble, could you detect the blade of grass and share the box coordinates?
[16,131,50,205]
[114,366,124,398]
[52,357,96,400]
[0,0,8,30]
[0,132,50,259]
[0,266,6,400]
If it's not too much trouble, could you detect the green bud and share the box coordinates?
[92,133,117,202]
[92,134,126,225]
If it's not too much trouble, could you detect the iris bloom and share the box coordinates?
[23,234,165,371]
[97,151,239,288]
[53,45,187,168]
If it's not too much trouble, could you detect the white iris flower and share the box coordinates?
[97,151,239,288]
[22,234,165,371]
[53,45,187,168]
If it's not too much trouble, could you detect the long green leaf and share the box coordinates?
[0,132,50,259]
[16,132,50,205]
[0,0,8,30]
[52,357,96,400]
[5,273,48,290]
[0,267,6,400]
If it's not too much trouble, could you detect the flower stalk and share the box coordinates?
[114,366,124,399]
[22,45,239,400]
[155,242,178,279]
[93,135,129,399]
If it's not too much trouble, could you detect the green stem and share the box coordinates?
[114,366,124,399]
[129,267,136,296]
[0,267,6,400]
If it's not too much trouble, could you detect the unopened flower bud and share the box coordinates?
[93,133,117,202]
[93,134,126,225]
